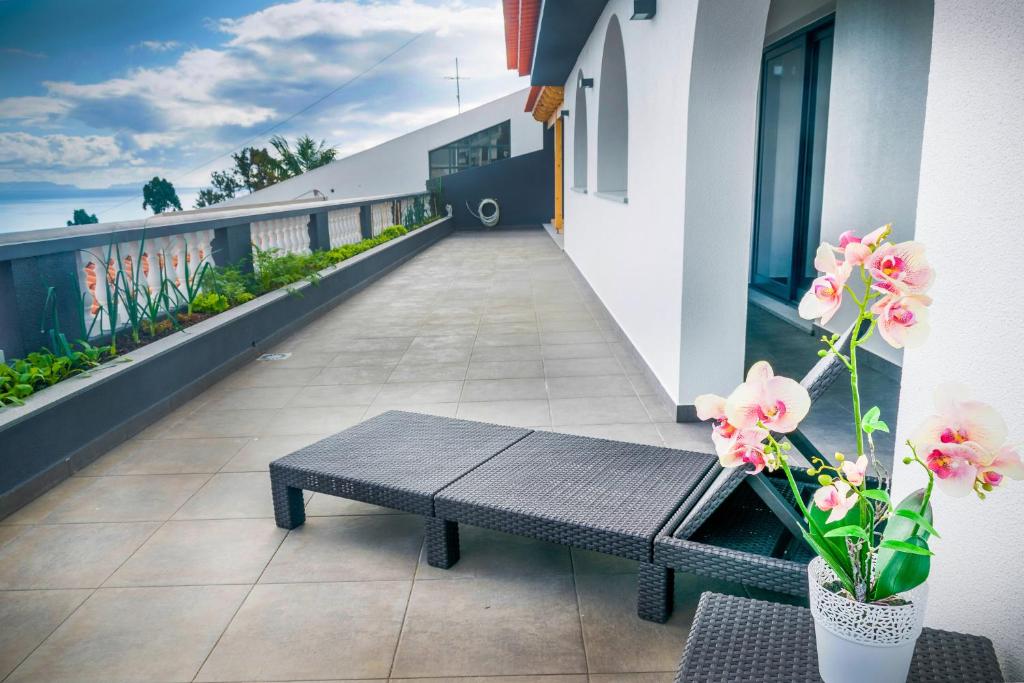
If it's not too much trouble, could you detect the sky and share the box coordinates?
[0,0,525,191]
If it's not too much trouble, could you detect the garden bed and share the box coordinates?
[0,215,453,517]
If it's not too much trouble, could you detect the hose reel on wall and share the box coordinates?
[467,198,500,228]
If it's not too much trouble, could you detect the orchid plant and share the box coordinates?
[697,224,1022,603]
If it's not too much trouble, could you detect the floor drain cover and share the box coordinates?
[257,353,292,361]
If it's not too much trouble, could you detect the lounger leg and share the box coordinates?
[271,478,305,529]
[637,563,674,623]
[425,518,460,568]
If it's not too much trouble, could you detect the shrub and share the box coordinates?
[1,343,113,407]
[191,292,230,314]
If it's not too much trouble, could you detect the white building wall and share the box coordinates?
[228,89,542,206]
[563,0,768,406]
[563,0,699,405]
[817,0,933,365]
[891,0,1024,676]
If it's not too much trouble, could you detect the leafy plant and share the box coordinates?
[167,243,211,316]
[142,177,182,214]
[1,343,112,408]
[191,292,230,314]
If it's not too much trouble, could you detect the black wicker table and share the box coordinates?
[675,592,1004,683]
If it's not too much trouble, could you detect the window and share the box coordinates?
[573,76,589,189]
[428,120,512,178]
[750,19,834,302]
[596,16,628,198]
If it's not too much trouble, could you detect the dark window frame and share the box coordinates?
[750,16,835,304]
[428,120,512,178]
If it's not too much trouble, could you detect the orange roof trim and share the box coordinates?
[502,0,540,77]
[531,86,565,123]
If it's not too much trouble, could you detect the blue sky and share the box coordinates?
[0,0,524,189]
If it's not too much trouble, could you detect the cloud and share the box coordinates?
[131,40,181,52]
[0,96,70,125]
[0,47,46,59]
[0,132,141,168]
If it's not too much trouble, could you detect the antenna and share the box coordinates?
[444,58,470,113]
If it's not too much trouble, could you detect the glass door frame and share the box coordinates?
[750,16,835,304]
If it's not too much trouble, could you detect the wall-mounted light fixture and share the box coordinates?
[560,109,570,118]
[630,0,656,20]
[577,71,594,89]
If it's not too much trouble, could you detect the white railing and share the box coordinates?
[370,201,395,236]
[251,215,312,256]
[328,207,362,246]
[76,230,215,333]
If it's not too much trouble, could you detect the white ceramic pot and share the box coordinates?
[808,556,928,683]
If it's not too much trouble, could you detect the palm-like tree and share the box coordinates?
[269,135,337,178]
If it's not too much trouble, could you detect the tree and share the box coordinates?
[67,209,98,226]
[142,177,182,214]
[270,135,336,178]
[232,147,283,193]
[194,169,242,208]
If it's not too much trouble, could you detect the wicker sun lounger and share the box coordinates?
[270,327,859,623]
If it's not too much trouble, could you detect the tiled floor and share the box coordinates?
[0,229,895,682]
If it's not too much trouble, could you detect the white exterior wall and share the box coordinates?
[891,0,1024,676]
[563,0,768,406]
[228,89,542,206]
[817,0,934,365]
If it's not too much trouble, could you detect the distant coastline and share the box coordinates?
[0,185,201,233]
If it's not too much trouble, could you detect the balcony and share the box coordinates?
[0,224,901,680]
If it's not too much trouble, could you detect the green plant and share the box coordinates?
[1,343,112,408]
[201,263,254,305]
[168,244,211,316]
[191,291,230,314]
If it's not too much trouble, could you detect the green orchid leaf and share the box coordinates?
[824,525,870,541]
[880,539,934,556]
[861,488,891,508]
[894,508,940,539]
[873,535,931,600]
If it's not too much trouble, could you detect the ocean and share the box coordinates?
[0,190,201,235]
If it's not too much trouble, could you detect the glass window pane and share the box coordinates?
[754,45,805,294]
[803,34,834,285]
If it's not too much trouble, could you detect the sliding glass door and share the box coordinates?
[751,20,834,303]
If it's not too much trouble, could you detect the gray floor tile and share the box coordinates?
[222,365,322,389]
[0,589,91,679]
[305,492,401,516]
[549,396,650,426]
[199,386,304,411]
[363,402,459,420]
[456,400,551,427]
[461,378,549,402]
[287,383,383,407]
[310,365,395,385]
[106,519,286,586]
[8,585,248,683]
[4,475,208,524]
[0,523,158,589]
[475,333,541,348]
[388,362,469,382]
[546,375,636,399]
[550,423,664,446]
[261,515,422,583]
[656,422,711,451]
[393,677,585,683]
[466,360,545,380]
[416,526,572,580]
[471,345,543,362]
[544,357,625,378]
[590,674,675,682]
[541,331,607,345]
[391,575,587,678]
[77,438,248,476]
[374,380,464,404]
[541,343,614,360]
[220,434,327,471]
[258,406,366,436]
[195,581,409,681]
[173,472,288,520]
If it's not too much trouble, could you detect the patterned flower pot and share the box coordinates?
[808,556,928,683]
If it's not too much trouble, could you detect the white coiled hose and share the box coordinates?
[466,198,500,228]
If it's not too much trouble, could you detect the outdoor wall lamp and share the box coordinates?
[630,0,656,20]
[560,109,570,118]
[577,72,594,89]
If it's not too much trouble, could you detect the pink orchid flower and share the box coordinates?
[695,393,742,460]
[813,480,858,523]
[837,225,890,265]
[925,441,984,497]
[798,245,852,324]
[912,384,1008,455]
[978,446,1024,488]
[867,241,934,294]
[725,361,811,433]
[871,293,931,348]
[841,455,869,486]
[721,433,771,473]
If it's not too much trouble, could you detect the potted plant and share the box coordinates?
[695,225,1021,683]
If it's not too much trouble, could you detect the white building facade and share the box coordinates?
[509,0,1023,674]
